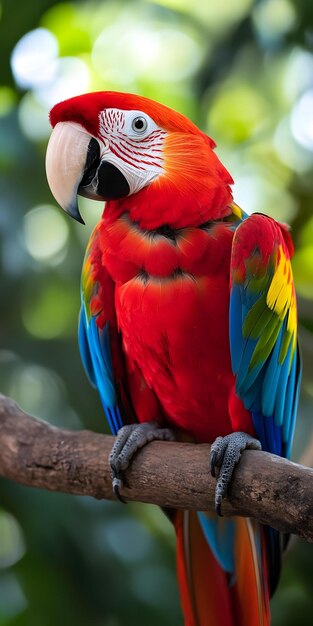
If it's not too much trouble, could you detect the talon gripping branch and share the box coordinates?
[46,91,301,626]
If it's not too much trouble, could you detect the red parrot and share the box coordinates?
[45,91,301,626]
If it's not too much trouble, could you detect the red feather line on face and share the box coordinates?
[99,108,165,170]
[109,139,162,169]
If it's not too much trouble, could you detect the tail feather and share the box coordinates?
[174,511,271,626]
[232,517,271,626]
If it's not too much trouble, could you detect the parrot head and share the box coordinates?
[46,91,233,229]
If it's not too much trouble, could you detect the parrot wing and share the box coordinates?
[229,212,302,459]
[78,224,131,435]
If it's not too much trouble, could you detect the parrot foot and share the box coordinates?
[109,421,176,502]
[210,432,261,517]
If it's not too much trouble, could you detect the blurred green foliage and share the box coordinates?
[0,0,313,624]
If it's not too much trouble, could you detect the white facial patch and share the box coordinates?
[98,108,166,195]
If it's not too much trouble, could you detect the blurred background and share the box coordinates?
[0,0,313,624]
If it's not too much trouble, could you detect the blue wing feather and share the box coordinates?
[78,308,96,388]
[274,343,292,427]
[261,326,284,417]
[78,306,123,435]
[229,284,244,373]
[285,356,301,458]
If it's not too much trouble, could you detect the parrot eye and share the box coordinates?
[131,116,148,134]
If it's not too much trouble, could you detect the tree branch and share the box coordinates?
[0,394,312,541]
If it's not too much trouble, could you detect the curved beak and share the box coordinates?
[46,122,94,223]
[46,121,130,224]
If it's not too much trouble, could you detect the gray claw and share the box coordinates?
[112,476,127,504]
[216,499,222,518]
[210,432,261,516]
[210,451,217,477]
[209,436,225,478]
[109,421,176,502]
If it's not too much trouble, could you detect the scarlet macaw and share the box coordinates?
[45,91,301,626]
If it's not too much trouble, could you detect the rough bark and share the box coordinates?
[0,394,312,541]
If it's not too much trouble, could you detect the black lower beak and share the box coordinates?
[78,138,130,202]
[94,161,130,199]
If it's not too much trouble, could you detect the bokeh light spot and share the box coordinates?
[233,171,297,221]
[253,0,297,43]
[9,364,64,419]
[274,117,313,172]
[18,93,51,142]
[290,91,313,152]
[92,16,204,84]
[22,282,78,339]
[207,83,269,144]
[283,48,313,103]
[0,510,26,569]
[11,28,58,89]
[36,56,90,108]
[23,204,69,264]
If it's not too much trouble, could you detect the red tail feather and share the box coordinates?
[174,511,271,626]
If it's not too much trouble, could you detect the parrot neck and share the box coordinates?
[103,183,232,229]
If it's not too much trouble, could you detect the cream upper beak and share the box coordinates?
[45,121,93,223]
